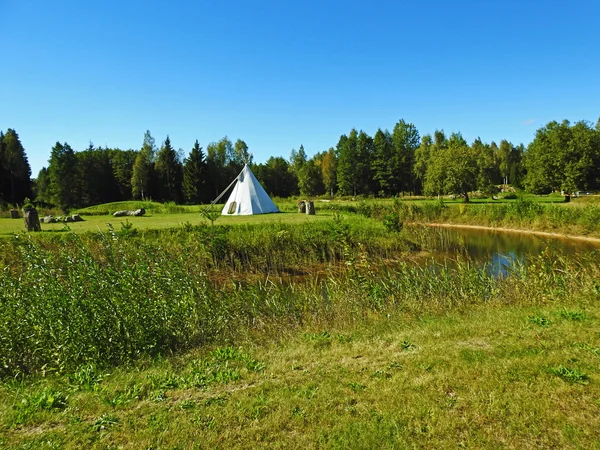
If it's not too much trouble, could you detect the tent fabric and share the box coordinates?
[221,164,279,215]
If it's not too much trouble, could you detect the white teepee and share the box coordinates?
[221,164,279,215]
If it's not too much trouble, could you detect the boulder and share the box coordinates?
[114,209,145,217]
[42,215,55,224]
[23,209,41,232]
[71,214,83,222]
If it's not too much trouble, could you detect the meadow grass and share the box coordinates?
[2,195,599,238]
[0,216,414,378]
[2,200,600,447]
[0,210,334,238]
[1,286,600,448]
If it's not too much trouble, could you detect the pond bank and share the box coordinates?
[414,222,600,244]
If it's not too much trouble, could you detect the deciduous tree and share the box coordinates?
[131,131,156,200]
[320,147,337,197]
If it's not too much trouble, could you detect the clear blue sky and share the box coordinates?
[2,0,599,176]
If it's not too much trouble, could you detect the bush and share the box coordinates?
[382,212,403,233]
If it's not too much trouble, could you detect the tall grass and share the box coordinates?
[354,197,600,235]
[1,217,598,379]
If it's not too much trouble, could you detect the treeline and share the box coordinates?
[2,118,600,209]
[275,120,526,202]
[34,132,255,209]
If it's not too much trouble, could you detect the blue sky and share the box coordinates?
[2,0,599,176]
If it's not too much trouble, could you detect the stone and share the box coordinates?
[71,214,83,222]
[305,201,315,215]
[10,209,19,219]
[43,215,55,224]
[114,209,145,217]
[23,209,41,232]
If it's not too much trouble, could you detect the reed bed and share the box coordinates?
[1,217,598,380]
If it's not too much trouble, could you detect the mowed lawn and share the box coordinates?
[0,210,332,238]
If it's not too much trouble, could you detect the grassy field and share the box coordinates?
[2,194,599,239]
[2,197,600,447]
[2,295,600,448]
[0,208,334,237]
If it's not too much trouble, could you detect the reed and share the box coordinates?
[1,218,597,379]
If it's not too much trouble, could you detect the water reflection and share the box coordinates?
[406,225,600,277]
[489,251,521,278]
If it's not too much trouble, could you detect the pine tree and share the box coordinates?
[336,131,358,196]
[48,142,78,209]
[0,129,32,204]
[371,129,395,196]
[182,140,207,204]
[356,130,374,195]
[155,136,182,202]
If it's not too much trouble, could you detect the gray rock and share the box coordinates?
[23,209,42,232]
[114,208,145,217]
[71,214,83,222]
[42,215,55,224]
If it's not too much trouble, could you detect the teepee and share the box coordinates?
[221,164,279,215]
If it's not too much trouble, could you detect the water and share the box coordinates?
[406,225,600,277]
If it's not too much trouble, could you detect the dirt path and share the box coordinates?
[413,222,600,245]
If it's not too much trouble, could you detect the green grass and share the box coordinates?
[2,199,600,447]
[2,298,600,448]
[0,216,416,378]
[0,209,333,237]
[3,195,600,238]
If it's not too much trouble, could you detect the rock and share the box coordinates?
[71,214,83,222]
[114,209,145,217]
[305,201,315,215]
[65,216,74,223]
[10,209,19,219]
[23,209,41,232]
[298,200,306,213]
[43,215,55,224]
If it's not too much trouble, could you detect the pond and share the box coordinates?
[406,225,600,277]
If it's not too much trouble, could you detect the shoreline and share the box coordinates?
[411,222,600,245]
